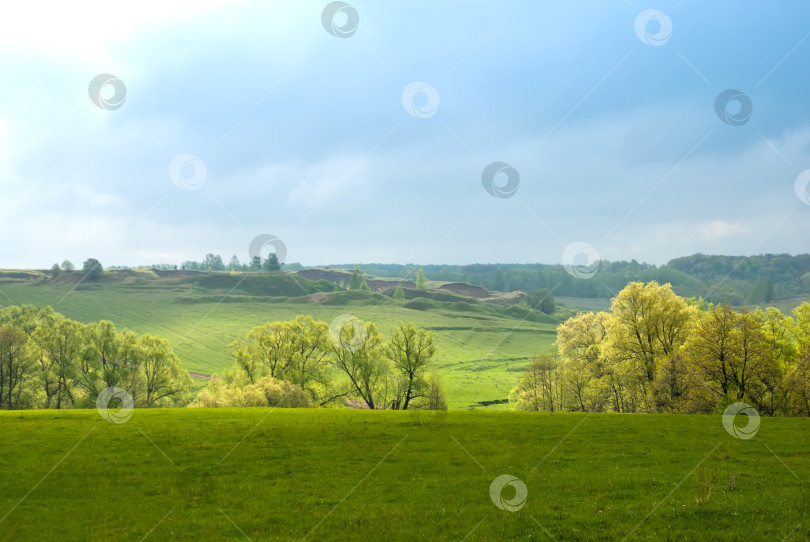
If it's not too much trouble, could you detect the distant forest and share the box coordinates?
[329,254,810,305]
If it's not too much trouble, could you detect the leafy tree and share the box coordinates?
[204,253,225,271]
[785,354,810,416]
[651,352,694,413]
[525,289,555,315]
[285,316,332,398]
[685,305,771,407]
[415,268,427,292]
[228,255,241,271]
[231,321,296,382]
[250,256,262,271]
[348,270,370,291]
[550,282,803,415]
[554,311,612,412]
[785,304,810,414]
[0,305,192,411]
[384,323,436,410]
[61,260,75,272]
[0,326,35,409]
[32,317,84,408]
[82,258,103,279]
[603,281,694,411]
[330,320,387,409]
[509,354,561,412]
[137,334,191,406]
[735,309,780,413]
[263,253,281,272]
[392,285,405,300]
[420,373,448,410]
[230,316,333,404]
[50,263,61,279]
[687,304,737,398]
[84,321,140,393]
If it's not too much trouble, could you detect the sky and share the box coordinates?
[1,0,809,269]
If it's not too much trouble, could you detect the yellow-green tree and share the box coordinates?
[685,304,779,412]
[509,354,561,411]
[602,281,695,412]
[330,320,388,409]
[415,268,427,292]
[0,326,36,409]
[229,316,333,404]
[384,323,436,410]
[32,317,84,409]
[785,303,810,415]
[554,311,611,411]
[137,334,192,407]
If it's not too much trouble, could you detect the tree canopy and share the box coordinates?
[512,281,810,416]
[0,305,191,410]
[197,316,446,411]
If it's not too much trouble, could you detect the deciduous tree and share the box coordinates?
[330,320,387,409]
[0,326,35,409]
[82,258,103,279]
[384,323,436,410]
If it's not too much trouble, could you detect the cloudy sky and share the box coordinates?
[1,0,809,269]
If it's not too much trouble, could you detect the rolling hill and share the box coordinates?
[0,269,564,409]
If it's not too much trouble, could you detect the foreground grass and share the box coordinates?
[0,409,807,541]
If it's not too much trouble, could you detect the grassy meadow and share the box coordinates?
[0,408,807,541]
[0,271,565,409]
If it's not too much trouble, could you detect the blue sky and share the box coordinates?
[1,0,809,268]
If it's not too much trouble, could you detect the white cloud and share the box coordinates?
[0,0,245,62]
[74,186,123,208]
[698,220,748,242]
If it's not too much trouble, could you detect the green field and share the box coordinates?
[0,272,567,409]
[0,408,807,541]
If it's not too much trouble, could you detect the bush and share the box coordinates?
[190,372,312,408]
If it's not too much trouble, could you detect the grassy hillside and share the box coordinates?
[329,254,810,306]
[0,409,807,541]
[0,272,558,409]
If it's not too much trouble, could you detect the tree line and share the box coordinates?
[510,281,810,416]
[180,253,303,273]
[0,305,191,410]
[191,316,448,411]
[329,253,810,304]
